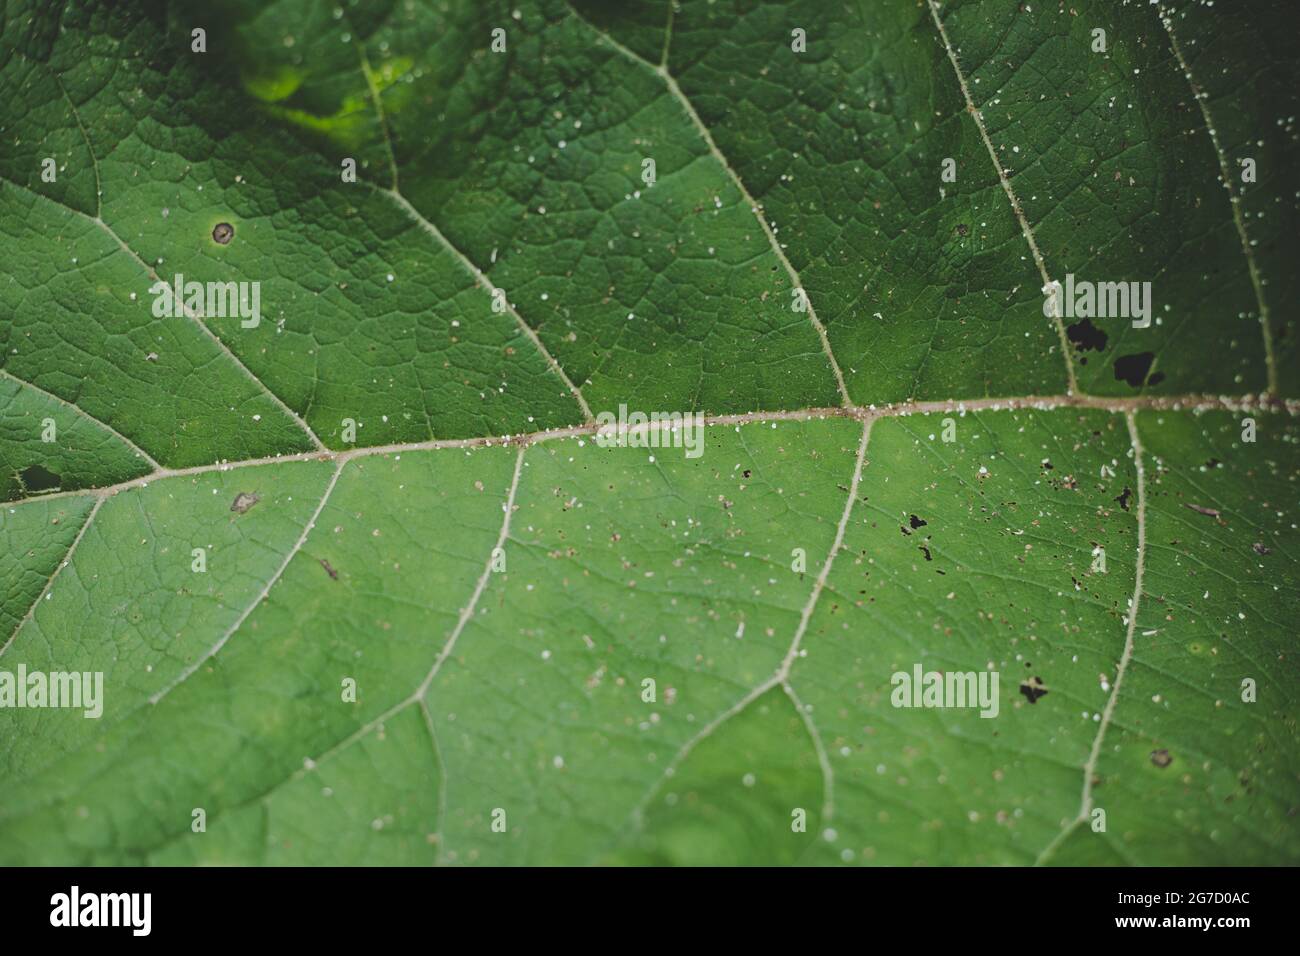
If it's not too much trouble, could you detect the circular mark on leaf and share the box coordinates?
[212,222,234,245]
[1150,748,1172,768]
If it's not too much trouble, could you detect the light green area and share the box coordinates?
[795,409,1142,864]
[1049,411,1300,863]
[1,414,1296,865]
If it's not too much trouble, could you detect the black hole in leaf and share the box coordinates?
[1019,676,1049,704]
[21,464,61,492]
[1113,352,1164,388]
[1066,318,1107,353]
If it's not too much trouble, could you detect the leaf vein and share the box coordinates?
[1158,5,1277,395]
[147,458,346,706]
[926,0,1079,396]
[1035,410,1147,865]
[565,3,853,407]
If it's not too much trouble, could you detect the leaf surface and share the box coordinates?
[1,0,1296,865]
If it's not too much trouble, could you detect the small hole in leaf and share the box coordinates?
[1066,318,1107,353]
[1019,676,1048,703]
[20,464,61,492]
[212,222,234,244]
[1114,352,1164,388]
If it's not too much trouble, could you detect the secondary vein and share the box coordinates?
[0,176,327,452]
[376,186,594,422]
[0,367,161,470]
[0,495,103,659]
[927,0,1080,396]
[1035,410,1148,865]
[565,3,854,408]
[1158,5,1277,396]
[148,458,346,705]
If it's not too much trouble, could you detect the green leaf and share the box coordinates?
[1,0,1296,865]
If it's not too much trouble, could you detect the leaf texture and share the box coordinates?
[0,0,1296,865]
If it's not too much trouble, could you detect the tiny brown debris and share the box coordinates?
[212,222,234,244]
[230,492,259,514]
[1150,748,1173,769]
[320,558,339,580]
[1252,542,1272,556]
[1183,503,1220,517]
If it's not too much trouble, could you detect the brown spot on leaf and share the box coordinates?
[1150,748,1173,768]
[230,492,259,514]
[320,558,339,580]
[212,222,234,244]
